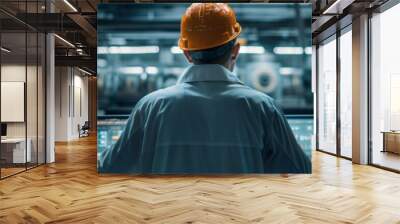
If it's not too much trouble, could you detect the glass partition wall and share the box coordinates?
[316,26,352,159]
[0,30,27,177]
[0,1,46,179]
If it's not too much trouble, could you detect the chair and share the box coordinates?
[78,121,90,138]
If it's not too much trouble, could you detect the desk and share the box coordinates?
[382,131,400,154]
[1,138,31,164]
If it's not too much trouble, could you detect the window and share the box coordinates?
[317,36,337,154]
[339,28,352,158]
[370,3,400,171]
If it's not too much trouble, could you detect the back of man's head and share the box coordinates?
[189,39,237,65]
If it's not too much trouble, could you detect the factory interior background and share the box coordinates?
[0,0,400,222]
[97,3,313,168]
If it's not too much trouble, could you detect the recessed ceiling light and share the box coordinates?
[1,47,11,53]
[63,0,78,12]
[273,47,303,55]
[54,34,75,48]
[239,46,265,54]
[78,67,93,76]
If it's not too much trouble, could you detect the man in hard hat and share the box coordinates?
[100,3,311,174]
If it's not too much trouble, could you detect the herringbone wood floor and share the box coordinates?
[1,135,400,224]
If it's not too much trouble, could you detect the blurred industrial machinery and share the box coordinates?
[97,4,313,156]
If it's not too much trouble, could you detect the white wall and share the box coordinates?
[70,73,89,139]
[55,67,89,141]
[55,66,70,141]
[1,65,36,138]
[1,63,46,164]
[1,65,26,136]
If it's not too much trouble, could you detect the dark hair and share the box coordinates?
[188,39,236,65]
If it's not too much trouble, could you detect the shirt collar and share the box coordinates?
[177,64,244,84]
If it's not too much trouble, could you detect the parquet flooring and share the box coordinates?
[0,167,25,178]
[1,135,400,223]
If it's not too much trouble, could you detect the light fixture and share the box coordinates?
[273,47,304,55]
[145,66,159,75]
[279,67,301,76]
[1,47,11,53]
[170,46,183,54]
[170,46,265,54]
[78,67,93,76]
[98,46,159,54]
[118,66,144,75]
[54,34,75,48]
[273,47,312,55]
[322,0,343,15]
[140,73,148,81]
[76,48,84,55]
[239,46,265,54]
[63,0,78,12]
[304,47,312,55]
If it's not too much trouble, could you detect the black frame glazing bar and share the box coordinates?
[336,26,341,157]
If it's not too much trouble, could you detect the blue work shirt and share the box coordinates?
[99,64,311,174]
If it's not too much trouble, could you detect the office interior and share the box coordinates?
[315,1,400,172]
[0,0,97,179]
[0,0,399,222]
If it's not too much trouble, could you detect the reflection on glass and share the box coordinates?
[371,4,400,171]
[318,37,337,154]
[340,29,352,158]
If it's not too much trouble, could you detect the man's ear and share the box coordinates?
[231,43,240,61]
[183,51,193,63]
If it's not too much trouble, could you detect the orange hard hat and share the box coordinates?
[178,3,242,51]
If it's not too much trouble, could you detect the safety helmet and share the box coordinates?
[178,3,242,51]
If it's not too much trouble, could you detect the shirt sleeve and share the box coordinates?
[98,103,144,173]
[262,101,312,174]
